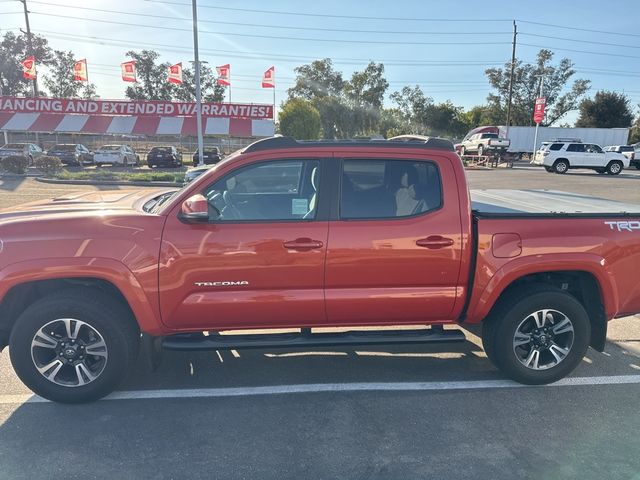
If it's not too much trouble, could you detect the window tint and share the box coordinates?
[549,143,563,151]
[566,144,585,152]
[203,160,320,221]
[619,146,633,152]
[481,133,498,139]
[341,159,442,219]
[586,144,603,153]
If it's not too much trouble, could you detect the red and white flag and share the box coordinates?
[121,61,137,82]
[22,56,36,80]
[168,62,183,84]
[216,64,230,86]
[262,66,275,88]
[73,59,88,82]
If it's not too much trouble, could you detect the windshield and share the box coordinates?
[150,147,172,153]
[481,133,498,139]
[51,145,76,151]
[99,145,122,151]
[619,146,634,152]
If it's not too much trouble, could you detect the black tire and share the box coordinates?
[595,168,606,174]
[553,159,569,174]
[544,166,553,172]
[9,289,139,403]
[606,160,623,175]
[483,284,590,385]
[634,164,640,170]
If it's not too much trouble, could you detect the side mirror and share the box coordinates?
[180,194,209,223]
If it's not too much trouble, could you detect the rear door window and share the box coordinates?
[566,144,585,152]
[549,143,563,151]
[340,159,442,219]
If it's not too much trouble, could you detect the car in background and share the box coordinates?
[147,146,183,168]
[0,143,43,163]
[183,164,214,185]
[47,144,93,166]
[457,132,510,156]
[532,141,629,174]
[192,147,223,166]
[604,145,636,168]
[94,145,139,167]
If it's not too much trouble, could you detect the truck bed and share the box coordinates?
[471,189,640,216]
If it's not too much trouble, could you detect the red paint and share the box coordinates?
[1,145,640,339]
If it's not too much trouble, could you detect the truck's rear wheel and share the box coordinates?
[483,285,590,385]
[9,289,139,403]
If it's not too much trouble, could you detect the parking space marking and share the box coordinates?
[2,374,640,405]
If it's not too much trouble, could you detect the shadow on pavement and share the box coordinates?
[0,176,27,192]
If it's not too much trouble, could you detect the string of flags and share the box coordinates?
[20,56,276,89]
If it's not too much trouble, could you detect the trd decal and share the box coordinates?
[604,221,640,232]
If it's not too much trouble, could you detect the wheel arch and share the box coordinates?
[0,258,164,350]
[483,270,608,351]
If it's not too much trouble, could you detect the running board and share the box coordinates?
[162,327,465,351]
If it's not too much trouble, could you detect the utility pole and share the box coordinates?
[191,0,204,167]
[505,20,517,137]
[19,0,39,97]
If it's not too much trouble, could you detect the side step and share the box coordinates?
[162,327,465,351]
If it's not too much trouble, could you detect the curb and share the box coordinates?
[35,177,181,187]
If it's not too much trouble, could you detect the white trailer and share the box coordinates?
[498,126,630,157]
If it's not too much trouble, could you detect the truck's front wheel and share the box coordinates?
[9,290,139,403]
[483,285,590,385]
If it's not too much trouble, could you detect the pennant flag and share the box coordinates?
[121,61,137,82]
[262,66,275,88]
[22,56,36,80]
[73,59,88,82]
[168,62,183,84]
[216,64,230,86]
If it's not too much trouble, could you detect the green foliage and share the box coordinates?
[34,156,63,176]
[344,62,389,109]
[1,155,29,174]
[278,99,321,139]
[288,58,345,100]
[54,171,183,183]
[485,49,590,126]
[124,50,174,101]
[172,64,226,103]
[0,32,53,96]
[575,91,634,128]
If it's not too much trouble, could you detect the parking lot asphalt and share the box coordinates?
[1,166,640,479]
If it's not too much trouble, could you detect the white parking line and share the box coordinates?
[2,374,640,405]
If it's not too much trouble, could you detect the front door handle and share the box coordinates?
[283,238,324,250]
[416,236,454,249]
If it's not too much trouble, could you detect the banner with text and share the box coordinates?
[0,97,274,119]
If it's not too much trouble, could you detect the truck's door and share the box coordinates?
[324,155,464,325]
[565,143,586,166]
[159,158,329,330]
[585,144,605,167]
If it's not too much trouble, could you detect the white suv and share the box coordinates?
[532,141,629,175]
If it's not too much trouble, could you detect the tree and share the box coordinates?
[172,64,226,103]
[344,62,388,109]
[575,91,634,128]
[278,98,321,139]
[124,50,173,101]
[288,58,344,100]
[0,31,53,96]
[485,49,590,126]
[42,50,97,98]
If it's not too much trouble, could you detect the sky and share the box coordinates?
[2,0,640,124]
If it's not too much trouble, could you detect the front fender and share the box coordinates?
[0,257,164,335]
[465,253,618,323]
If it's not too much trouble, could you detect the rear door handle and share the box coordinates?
[416,236,454,249]
[283,238,324,250]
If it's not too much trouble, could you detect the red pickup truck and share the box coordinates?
[2,136,640,403]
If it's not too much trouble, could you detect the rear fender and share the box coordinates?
[465,253,618,323]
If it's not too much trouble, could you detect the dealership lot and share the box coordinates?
[1,166,640,479]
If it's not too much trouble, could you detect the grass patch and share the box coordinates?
[51,171,183,183]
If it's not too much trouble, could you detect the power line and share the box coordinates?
[520,43,640,60]
[28,1,511,36]
[142,0,512,22]
[38,29,507,66]
[520,32,640,50]
[30,11,512,46]
[518,19,640,38]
